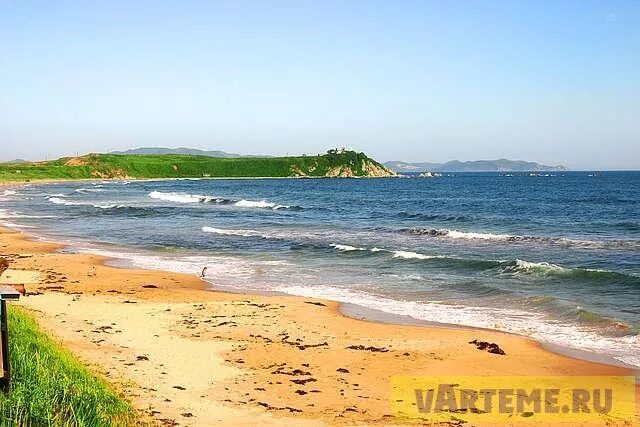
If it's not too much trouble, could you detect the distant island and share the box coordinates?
[0,150,394,182]
[384,159,567,172]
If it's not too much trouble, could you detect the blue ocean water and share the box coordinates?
[1,172,639,366]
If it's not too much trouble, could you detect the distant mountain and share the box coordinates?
[1,159,28,164]
[110,147,267,158]
[385,159,567,172]
[384,161,442,172]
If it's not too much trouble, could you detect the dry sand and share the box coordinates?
[0,226,637,426]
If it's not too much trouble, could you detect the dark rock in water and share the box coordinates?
[402,227,449,237]
[469,339,506,355]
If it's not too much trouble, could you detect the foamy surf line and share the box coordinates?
[274,284,640,368]
[402,227,640,249]
[0,189,18,200]
[149,191,297,210]
[330,244,442,260]
[45,196,125,210]
[202,226,273,238]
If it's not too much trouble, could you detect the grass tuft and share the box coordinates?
[0,306,135,426]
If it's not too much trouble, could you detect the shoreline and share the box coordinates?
[339,302,640,373]
[0,174,397,187]
[1,225,638,425]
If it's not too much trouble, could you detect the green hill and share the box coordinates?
[0,151,394,182]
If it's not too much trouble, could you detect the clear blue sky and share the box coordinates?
[1,1,639,169]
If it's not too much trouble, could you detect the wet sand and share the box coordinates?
[0,226,637,426]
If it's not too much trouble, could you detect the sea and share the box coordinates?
[1,172,638,367]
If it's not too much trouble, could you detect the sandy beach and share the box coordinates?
[0,225,637,426]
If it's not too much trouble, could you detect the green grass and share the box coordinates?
[0,151,393,182]
[0,306,136,426]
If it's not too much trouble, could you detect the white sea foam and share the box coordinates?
[0,221,35,229]
[0,209,56,219]
[47,197,80,206]
[511,259,567,273]
[149,191,291,210]
[234,199,291,209]
[446,230,513,240]
[2,190,17,196]
[234,199,275,208]
[95,204,125,209]
[149,191,206,203]
[76,246,267,290]
[75,187,104,193]
[392,250,439,260]
[46,196,123,209]
[202,226,268,238]
[330,244,442,260]
[330,243,365,251]
[329,244,442,259]
[404,227,639,249]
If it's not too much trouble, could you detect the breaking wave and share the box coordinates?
[330,243,366,251]
[326,243,640,284]
[47,196,80,206]
[401,227,640,249]
[202,226,273,238]
[148,191,220,204]
[148,191,299,210]
[234,199,292,210]
[46,195,125,210]
[391,250,441,260]
[74,187,105,193]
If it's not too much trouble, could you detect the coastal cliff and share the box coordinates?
[0,151,395,181]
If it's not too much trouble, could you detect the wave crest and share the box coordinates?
[149,191,298,210]
[202,226,272,238]
[402,227,640,249]
[330,243,365,251]
[392,250,439,260]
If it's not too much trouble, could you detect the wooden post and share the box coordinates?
[0,286,21,392]
[0,299,8,392]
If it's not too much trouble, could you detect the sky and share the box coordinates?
[1,1,639,169]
